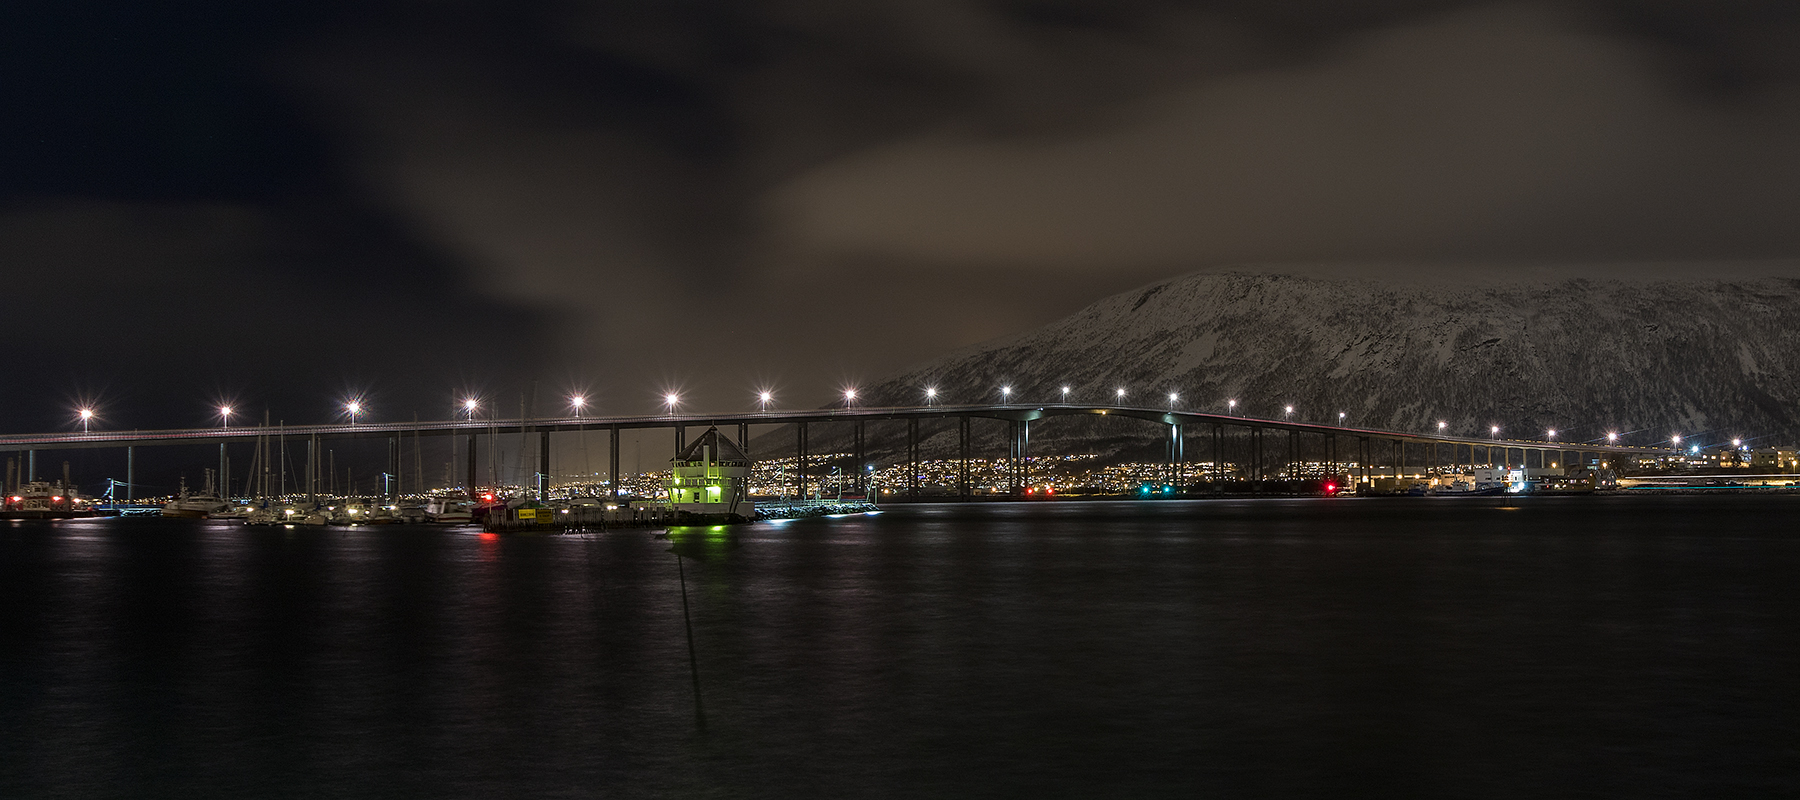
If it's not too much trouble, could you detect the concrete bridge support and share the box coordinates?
[539,429,550,501]
[608,424,620,499]
[467,432,478,500]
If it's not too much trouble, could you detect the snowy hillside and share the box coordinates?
[798,268,1800,457]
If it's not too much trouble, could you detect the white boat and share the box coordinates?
[425,498,473,524]
[162,472,231,519]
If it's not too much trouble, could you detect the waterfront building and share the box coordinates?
[1750,448,1798,472]
[664,426,754,522]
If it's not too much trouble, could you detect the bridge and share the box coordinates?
[0,403,1680,501]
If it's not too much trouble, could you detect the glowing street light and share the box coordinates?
[1671,434,1682,447]
[1284,405,1294,421]
[462,397,480,419]
[1733,438,1743,448]
[1547,429,1556,440]
[77,407,94,433]
[1338,411,1346,424]
[1115,387,1126,403]
[1001,386,1012,404]
[843,388,858,407]
[1227,399,1237,415]
[758,391,773,412]
[1490,425,1500,437]
[1167,391,1179,410]
[1060,386,1070,402]
[664,393,681,415]
[219,405,233,428]
[1606,431,1618,443]
[1438,421,1447,432]
[570,395,587,418]
[924,387,938,406]
[345,401,363,425]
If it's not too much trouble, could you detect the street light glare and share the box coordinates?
[1168,392,1178,401]
[759,391,773,402]
[463,398,479,410]
[78,408,94,420]
[1607,432,1618,442]
[346,402,362,414]
[571,395,587,408]
[1438,421,1447,429]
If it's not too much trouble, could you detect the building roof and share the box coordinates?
[674,426,749,464]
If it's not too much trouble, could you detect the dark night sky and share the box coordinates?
[6,0,1800,433]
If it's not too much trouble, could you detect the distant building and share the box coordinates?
[1750,447,1799,472]
[664,426,755,522]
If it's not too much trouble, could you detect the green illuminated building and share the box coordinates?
[664,426,754,522]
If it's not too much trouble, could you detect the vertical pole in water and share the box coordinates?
[126,446,134,503]
[609,424,621,499]
[539,429,551,502]
[467,432,479,500]
[797,421,808,500]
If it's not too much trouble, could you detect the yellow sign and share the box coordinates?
[517,508,537,520]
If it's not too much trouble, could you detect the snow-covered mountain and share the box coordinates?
[797,267,1800,458]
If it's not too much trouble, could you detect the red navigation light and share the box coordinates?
[1025,487,1034,494]
[1046,487,1054,495]
[482,494,494,502]
[52,496,63,502]
[1324,483,1337,495]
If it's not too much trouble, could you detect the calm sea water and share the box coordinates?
[3,497,1798,798]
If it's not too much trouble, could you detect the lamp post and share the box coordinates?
[1167,391,1179,410]
[664,393,680,416]
[463,398,479,420]
[1115,387,1126,404]
[1546,429,1556,441]
[843,388,858,408]
[1227,399,1237,415]
[78,408,94,433]
[219,406,233,429]
[1438,421,1447,432]
[1284,405,1294,421]
[1000,386,1011,405]
[570,395,587,418]
[925,387,937,407]
[758,391,773,413]
[345,402,362,425]
[1490,425,1500,438]
[1606,431,1618,443]
[1060,386,1070,403]
[1338,411,1346,425]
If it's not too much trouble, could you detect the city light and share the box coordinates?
[1607,431,1618,443]
[77,407,94,433]
[345,401,363,424]
[1227,399,1237,414]
[1338,411,1346,423]
[462,397,479,419]
[570,395,587,417]
[1671,434,1681,445]
[843,388,858,406]
[1060,386,1070,402]
[1115,387,1126,402]
[219,406,233,427]
[1490,425,1500,436]
[665,393,680,414]
[1547,429,1556,440]
[1733,438,1743,448]
[1438,421,1447,431]
[1284,405,1294,418]
[758,391,773,412]
[925,387,937,406]
[1001,386,1012,403]
[1167,391,1178,409]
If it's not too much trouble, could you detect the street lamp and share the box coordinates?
[219,406,233,428]
[1227,399,1237,415]
[843,388,858,407]
[1167,391,1179,410]
[1606,431,1618,443]
[1284,405,1294,419]
[664,393,680,415]
[1671,434,1681,447]
[758,391,773,412]
[1733,438,1743,448]
[570,395,587,418]
[462,398,479,419]
[1338,411,1346,425]
[1115,387,1126,403]
[1000,386,1012,404]
[1547,429,1556,441]
[345,401,363,425]
[78,407,94,433]
[925,387,937,406]
[1060,386,1070,403]
[1438,421,1447,432]
[1490,425,1500,437]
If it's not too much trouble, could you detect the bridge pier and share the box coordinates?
[797,422,809,500]
[126,446,133,503]
[958,416,970,500]
[539,429,551,501]
[907,418,920,497]
[609,424,621,499]
[467,432,478,500]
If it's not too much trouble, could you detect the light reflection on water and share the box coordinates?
[3,496,1799,797]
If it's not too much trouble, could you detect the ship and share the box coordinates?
[161,470,232,519]
[1,480,98,519]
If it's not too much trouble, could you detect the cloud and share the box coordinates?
[765,4,1800,276]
